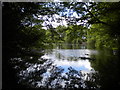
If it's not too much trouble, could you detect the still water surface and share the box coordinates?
[15,44,120,89]
[41,48,98,73]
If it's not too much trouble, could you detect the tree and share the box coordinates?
[2,2,60,89]
[86,2,120,49]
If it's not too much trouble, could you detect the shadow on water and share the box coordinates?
[90,48,120,90]
[3,44,120,90]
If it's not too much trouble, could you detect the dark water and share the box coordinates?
[9,44,120,89]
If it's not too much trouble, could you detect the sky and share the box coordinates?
[37,3,83,29]
[37,2,89,30]
[38,14,67,29]
[39,12,86,30]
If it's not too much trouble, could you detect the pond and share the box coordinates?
[41,47,98,73]
[10,44,120,89]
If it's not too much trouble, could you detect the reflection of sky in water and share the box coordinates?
[53,60,92,73]
[17,48,98,88]
[41,49,98,73]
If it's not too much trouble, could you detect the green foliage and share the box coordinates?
[53,2,120,49]
[87,24,119,49]
[86,2,120,49]
[47,25,87,44]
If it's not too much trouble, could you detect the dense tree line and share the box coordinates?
[42,2,120,50]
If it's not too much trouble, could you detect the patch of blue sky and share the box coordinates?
[59,8,80,18]
[58,65,91,73]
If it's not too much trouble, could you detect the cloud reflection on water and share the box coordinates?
[41,49,97,73]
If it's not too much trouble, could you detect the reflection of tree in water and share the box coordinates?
[10,55,100,89]
[90,49,120,89]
